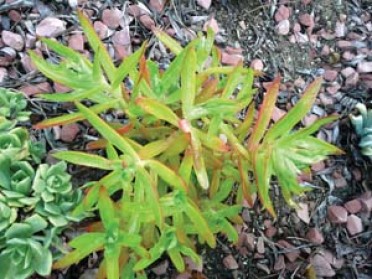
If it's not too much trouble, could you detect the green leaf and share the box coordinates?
[76,102,140,160]
[104,246,121,279]
[190,131,209,190]
[154,29,183,55]
[34,100,118,129]
[184,198,216,248]
[135,97,180,126]
[181,46,197,117]
[53,151,114,170]
[265,77,323,142]
[252,149,276,218]
[98,187,118,230]
[78,10,116,83]
[247,76,281,150]
[32,246,52,276]
[145,159,187,192]
[112,42,147,88]
[168,248,185,272]
[53,233,105,269]
[40,86,105,102]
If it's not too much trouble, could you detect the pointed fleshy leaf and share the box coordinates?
[76,102,139,160]
[265,77,323,142]
[53,151,114,170]
[112,42,147,88]
[252,149,276,218]
[53,233,105,269]
[146,159,187,192]
[154,29,183,55]
[247,76,281,150]
[136,97,180,126]
[77,10,116,82]
[34,101,117,129]
[181,46,197,117]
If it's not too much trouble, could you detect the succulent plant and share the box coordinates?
[350,103,372,157]
[32,161,73,203]
[0,127,29,160]
[30,11,342,278]
[0,88,30,123]
[0,158,38,207]
[34,190,82,227]
[0,215,52,279]
[0,199,17,232]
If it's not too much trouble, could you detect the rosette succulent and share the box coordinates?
[0,127,29,160]
[35,190,82,227]
[0,158,38,207]
[32,161,72,202]
[0,88,30,123]
[350,103,372,157]
[0,199,17,232]
[0,215,52,279]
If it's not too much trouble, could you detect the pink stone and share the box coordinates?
[21,55,36,72]
[345,72,359,86]
[223,255,239,269]
[54,82,71,93]
[221,52,243,66]
[301,0,311,4]
[341,67,355,78]
[68,34,84,52]
[0,67,8,83]
[19,82,53,96]
[302,113,318,126]
[311,254,336,277]
[342,51,354,61]
[94,21,109,39]
[357,61,372,73]
[327,205,348,224]
[319,93,334,106]
[196,0,211,10]
[36,17,66,37]
[274,255,286,270]
[344,199,362,214]
[311,161,325,172]
[336,40,352,49]
[256,237,265,254]
[203,17,219,34]
[299,13,314,27]
[139,14,156,30]
[323,69,338,81]
[250,58,264,71]
[151,260,169,276]
[112,29,131,45]
[320,45,330,56]
[274,5,290,22]
[60,123,80,142]
[149,0,165,12]
[296,202,310,224]
[2,30,24,51]
[245,233,255,251]
[346,215,363,235]
[360,196,372,212]
[272,106,286,122]
[276,19,290,35]
[277,240,300,262]
[8,10,22,22]
[335,21,346,37]
[102,9,122,29]
[326,84,341,94]
[265,226,277,238]
[306,228,324,244]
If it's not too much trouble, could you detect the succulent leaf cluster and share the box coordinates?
[350,103,372,157]
[30,11,343,279]
[0,88,82,279]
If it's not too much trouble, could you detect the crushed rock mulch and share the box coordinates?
[0,0,371,278]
